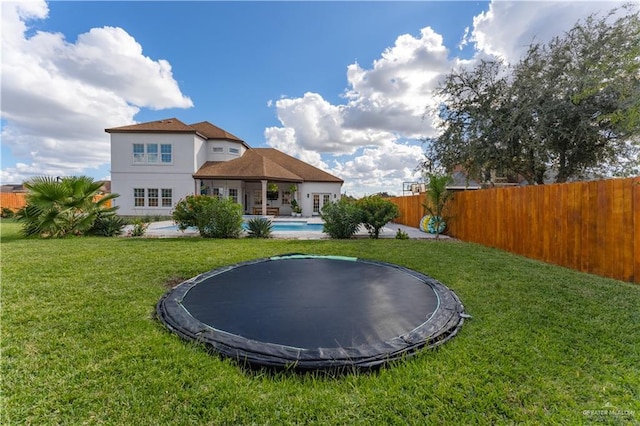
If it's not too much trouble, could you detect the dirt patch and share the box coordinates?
[164,276,187,289]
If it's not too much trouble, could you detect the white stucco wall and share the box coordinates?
[206,141,248,162]
[297,182,342,216]
[111,172,195,216]
[110,132,199,216]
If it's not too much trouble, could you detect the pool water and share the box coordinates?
[159,221,324,233]
[265,221,324,232]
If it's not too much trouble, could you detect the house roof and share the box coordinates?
[194,150,303,182]
[105,118,197,134]
[105,118,248,145]
[194,148,343,183]
[254,148,343,183]
[0,184,27,193]
[189,121,243,142]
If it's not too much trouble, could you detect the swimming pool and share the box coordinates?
[158,221,324,233]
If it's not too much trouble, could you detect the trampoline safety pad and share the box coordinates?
[156,254,466,372]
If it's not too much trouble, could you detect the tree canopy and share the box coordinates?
[422,5,640,184]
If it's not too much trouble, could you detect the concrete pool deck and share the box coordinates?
[131,217,451,240]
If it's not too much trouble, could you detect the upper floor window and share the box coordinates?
[147,144,158,163]
[133,144,145,163]
[161,144,172,163]
[229,147,240,155]
[212,147,224,153]
[133,143,172,164]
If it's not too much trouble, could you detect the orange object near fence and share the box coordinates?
[388,177,640,284]
[0,193,27,212]
[0,193,111,212]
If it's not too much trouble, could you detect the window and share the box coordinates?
[212,188,223,199]
[282,191,291,205]
[133,144,145,163]
[134,187,172,207]
[148,188,159,206]
[228,188,238,203]
[161,189,172,207]
[134,188,145,207]
[132,144,172,164]
[161,144,172,163]
[147,144,158,163]
[212,147,224,153]
[229,147,240,155]
[253,189,262,205]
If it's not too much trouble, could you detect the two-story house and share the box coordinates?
[106,118,343,217]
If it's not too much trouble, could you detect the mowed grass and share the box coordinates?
[1,220,639,425]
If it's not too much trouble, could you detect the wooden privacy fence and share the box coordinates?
[389,177,640,284]
[0,193,112,212]
[0,193,27,211]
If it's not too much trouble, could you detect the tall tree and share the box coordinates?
[424,5,640,183]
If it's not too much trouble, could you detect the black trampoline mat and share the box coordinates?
[157,254,465,371]
[181,257,439,348]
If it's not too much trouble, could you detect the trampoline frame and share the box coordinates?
[156,254,466,371]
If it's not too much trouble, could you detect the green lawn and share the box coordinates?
[2,221,639,425]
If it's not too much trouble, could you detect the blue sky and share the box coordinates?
[1,1,627,195]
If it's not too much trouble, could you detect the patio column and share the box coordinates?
[261,180,267,215]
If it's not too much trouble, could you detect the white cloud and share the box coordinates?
[267,26,449,154]
[0,0,193,183]
[468,1,626,63]
[332,141,425,196]
[266,27,451,196]
[265,0,631,196]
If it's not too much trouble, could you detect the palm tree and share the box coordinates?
[16,176,119,237]
[422,173,453,239]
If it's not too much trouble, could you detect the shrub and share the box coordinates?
[356,195,399,239]
[246,217,273,238]
[88,213,126,237]
[395,228,409,240]
[128,219,149,237]
[172,195,217,231]
[203,197,243,238]
[321,199,362,239]
[1,207,15,218]
[174,195,243,238]
[15,176,119,238]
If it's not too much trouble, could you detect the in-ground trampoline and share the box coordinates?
[157,254,466,372]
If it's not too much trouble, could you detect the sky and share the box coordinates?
[0,0,631,196]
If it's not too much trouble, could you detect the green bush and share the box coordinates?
[246,217,273,238]
[395,228,409,240]
[356,195,400,239]
[203,197,243,238]
[128,219,149,237]
[1,207,15,218]
[172,195,217,231]
[88,214,126,237]
[173,195,243,238]
[320,198,362,239]
[15,176,119,238]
